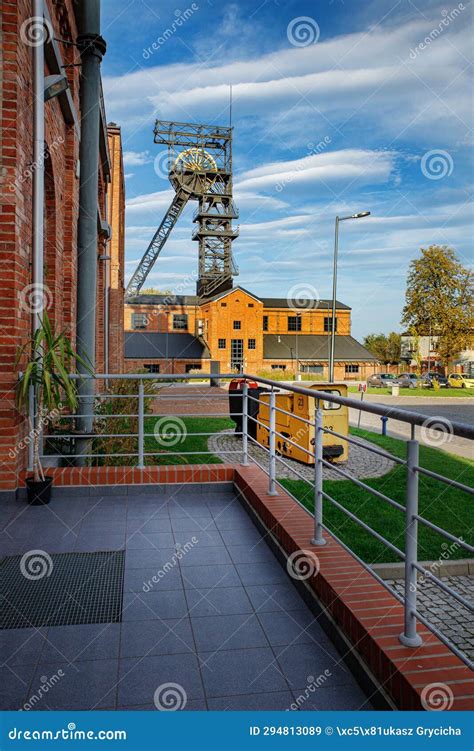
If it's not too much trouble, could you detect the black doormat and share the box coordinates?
[0,550,125,629]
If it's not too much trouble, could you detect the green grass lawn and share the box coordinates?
[280,427,473,565]
[348,386,474,397]
[144,415,235,465]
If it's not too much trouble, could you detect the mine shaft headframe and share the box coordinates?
[154,120,233,173]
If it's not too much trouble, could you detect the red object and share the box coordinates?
[358,383,367,392]
[229,378,258,392]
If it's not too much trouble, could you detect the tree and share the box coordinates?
[402,246,473,366]
[363,332,401,364]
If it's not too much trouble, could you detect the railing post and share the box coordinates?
[27,383,35,472]
[138,381,145,469]
[311,405,326,546]
[268,389,278,495]
[399,439,423,647]
[241,382,249,466]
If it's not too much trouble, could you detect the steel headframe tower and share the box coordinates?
[125,119,239,300]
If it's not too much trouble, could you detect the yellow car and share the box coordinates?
[447,373,474,389]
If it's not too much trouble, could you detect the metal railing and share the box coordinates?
[34,371,474,667]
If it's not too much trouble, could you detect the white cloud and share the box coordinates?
[123,150,152,167]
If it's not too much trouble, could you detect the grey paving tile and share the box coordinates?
[275,644,350,690]
[213,516,258,531]
[120,618,195,658]
[41,624,120,663]
[220,528,264,545]
[171,517,217,532]
[125,532,175,549]
[74,534,125,552]
[208,692,294,710]
[175,529,224,547]
[179,545,232,567]
[118,653,204,706]
[31,659,118,709]
[125,548,178,569]
[191,614,268,652]
[118,699,207,710]
[124,566,183,593]
[185,586,253,617]
[257,609,326,647]
[0,664,36,709]
[200,647,288,697]
[245,584,308,613]
[236,562,290,586]
[182,564,241,590]
[295,683,373,711]
[227,543,277,564]
[122,590,188,620]
[79,521,127,535]
[0,628,48,666]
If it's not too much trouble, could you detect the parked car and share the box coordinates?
[367,373,398,388]
[447,373,474,389]
[420,373,449,388]
[396,373,419,388]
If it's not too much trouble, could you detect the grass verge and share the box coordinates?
[348,386,474,397]
[144,415,234,465]
[279,427,473,564]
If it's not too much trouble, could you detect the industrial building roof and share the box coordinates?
[263,334,376,361]
[125,332,210,359]
[126,287,350,310]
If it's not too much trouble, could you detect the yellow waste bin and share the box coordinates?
[256,383,349,465]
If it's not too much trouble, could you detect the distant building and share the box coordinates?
[124,286,377,379]
[400,334,474,376]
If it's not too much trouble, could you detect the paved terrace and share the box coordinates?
[1,483,372,711]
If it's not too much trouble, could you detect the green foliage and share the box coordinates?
[363,332,401,364]
[402,245,473,366]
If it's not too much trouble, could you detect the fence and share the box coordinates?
[32,371,474,667]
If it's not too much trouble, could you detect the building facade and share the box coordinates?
[124,287,377,378]
[401,334,474,376]
[0,2,124,491]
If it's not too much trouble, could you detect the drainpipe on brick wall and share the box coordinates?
[75,1,106,462]
[32,0,45,335]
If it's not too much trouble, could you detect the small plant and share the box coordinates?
[16,312,91,501]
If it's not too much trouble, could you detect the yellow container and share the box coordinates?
[256,383,349,465]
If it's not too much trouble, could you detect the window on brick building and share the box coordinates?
[185,364,202,372]
[221,303,227,307]
[288,316,302,331]
[248,339,256,350]
[345,364,359,374]
[263,315,269,331]
[233,320,241,330]
[324,316,337,332]
[218,338,226,349]
[271,364,286,370]
[144,364,160,373]
[248,303,254,308]
[132,313,147,329]
[173,314,188,330]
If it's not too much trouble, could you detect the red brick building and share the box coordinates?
[0,1,125,492]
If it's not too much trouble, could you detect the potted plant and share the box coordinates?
[16,312,91,505]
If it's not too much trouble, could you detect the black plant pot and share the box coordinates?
[26,476,53,505]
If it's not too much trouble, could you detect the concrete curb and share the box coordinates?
[372,558,474,579]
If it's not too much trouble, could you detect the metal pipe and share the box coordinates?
[241,382,249,466]
[268,389,278,495]
[328,216,339,382]
[32,0,45,336]
[312,407,326,545]
[399,439,423,647]
[138,381,145,468]
[75,0,106,462]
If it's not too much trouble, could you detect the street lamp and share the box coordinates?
[328,211,371,382]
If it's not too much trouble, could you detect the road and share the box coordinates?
[349,394,474,460]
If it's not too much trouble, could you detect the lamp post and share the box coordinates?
[295,312,301,380]
[328,211,371,382]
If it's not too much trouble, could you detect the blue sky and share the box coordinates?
[101,0,473,339]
